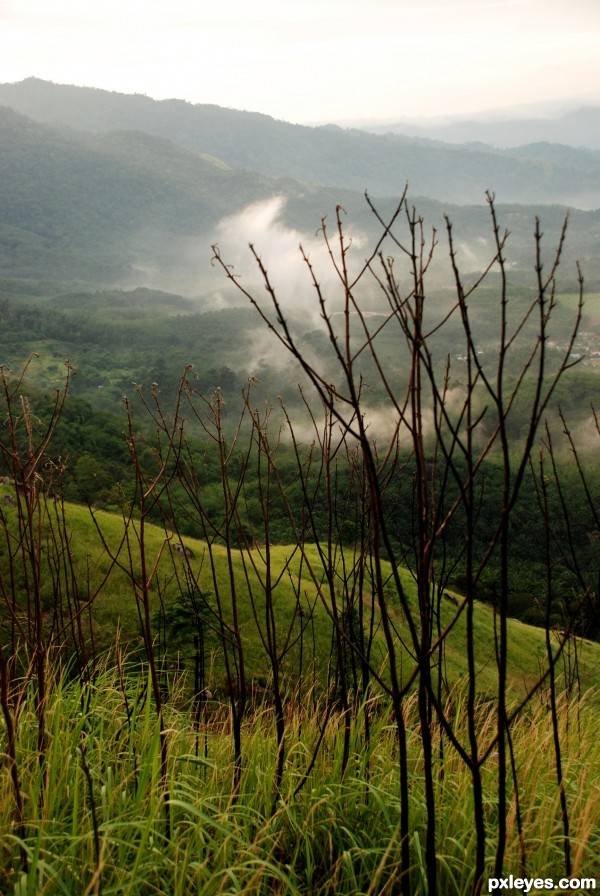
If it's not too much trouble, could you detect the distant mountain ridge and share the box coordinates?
[0,104,284,288]
[357,107,600,150]
[0,102,402,291]
[0,82,599,295]
[1,78,599,209]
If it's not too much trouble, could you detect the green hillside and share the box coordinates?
[2,78,600,207]
[2,480,598,707]
[1,100,599,295]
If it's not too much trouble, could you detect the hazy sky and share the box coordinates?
[1,0,599,123]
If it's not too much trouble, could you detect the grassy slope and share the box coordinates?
[3,483,598,706]
[3,487,600,893]
[3,663,600,894]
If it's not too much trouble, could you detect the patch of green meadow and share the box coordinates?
[3,486,600,705]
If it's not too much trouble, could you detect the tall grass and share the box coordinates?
[2,656,599,895]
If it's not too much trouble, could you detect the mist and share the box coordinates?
[212,195,370,319]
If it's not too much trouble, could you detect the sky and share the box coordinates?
[1,0,599,124]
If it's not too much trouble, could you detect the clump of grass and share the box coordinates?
[1,655,599,895]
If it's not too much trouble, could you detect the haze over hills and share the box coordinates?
[0,77,599,301]
[1,78,599,209]
[341,105,600,151]
[0,103,292,291]
[1,100,599,297]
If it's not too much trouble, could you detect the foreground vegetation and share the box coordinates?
[2,659,599,896]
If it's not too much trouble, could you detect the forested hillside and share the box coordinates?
[1,78,600,207]
[1,101,600,294]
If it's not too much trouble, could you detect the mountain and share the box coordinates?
[0,104,342,290]
[359,107,600,151]
[1,78,599,209]
[0,101,599,294]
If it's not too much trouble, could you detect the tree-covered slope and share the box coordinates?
[0,104,293,286]
[2,476,599,702]
[1,101,600,294]
[1,78,599,207]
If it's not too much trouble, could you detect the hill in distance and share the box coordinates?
[1,77,599,209]
[1,91,599,296]
[346,105,600,151]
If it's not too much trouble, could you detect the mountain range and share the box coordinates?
[2,78,600,207]
[0,78,599,294]
[346,106,600,151]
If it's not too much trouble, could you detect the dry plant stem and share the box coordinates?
[176,384,251,791]
[538,451,571,878]
[545,402,600,629]
[213,199,422,894]
[211,392,248,791]
[89,383,190,839]
[124,413,172,837]
[444,197,581,883]
[0,644,27,871]
[237,394,312,804]
[211,192,587,895]
[0,362,76,799]
[0,359,101,870]
[79,731,102,895]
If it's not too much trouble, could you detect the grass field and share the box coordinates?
[3,482,600,703]
[1,659,599,895]
[2,488,600,893]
